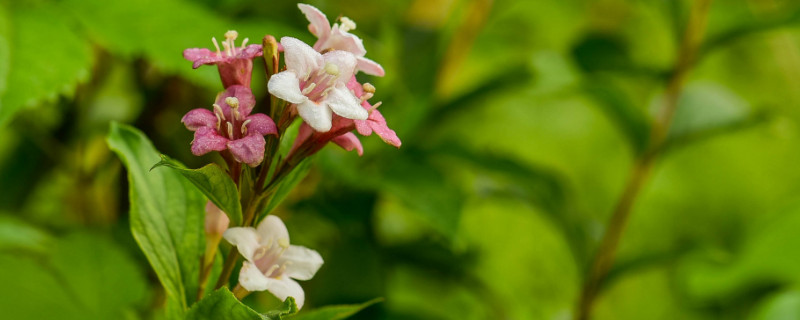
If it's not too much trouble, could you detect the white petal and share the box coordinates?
[280,245,323,281]
[297,4,331,38]
[223,227,260,260]
[238,261,271,291]
[322,50,357,83]
[356,56,385,77]
[325,85,368,120]
[281,37,323,79]
[268,71,307,104]
[268,277,306,310]
[256,215,290,245]
[297,99,333,132]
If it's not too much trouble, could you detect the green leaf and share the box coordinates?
[107,122,205,316]
[667,82,751,141]
[153,155,243,226]
[0,3,92,126]
[0,213,52,253]
[0,233,147,320]
[264,297,299,320]
[186,288,262,320]
[583,78,652,154]
[750,288,800,320]
[50,233,148,319]
[62,0,300,89]
[290,298,382,320]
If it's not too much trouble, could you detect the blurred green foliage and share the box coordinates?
[2,0,800,319]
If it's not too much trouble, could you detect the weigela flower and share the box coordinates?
[223,216,323,309]
[184,30,263,88]
[182,85,277,167]
[298,4,385,76]
[268,37,367,132]
[287,76,400,161]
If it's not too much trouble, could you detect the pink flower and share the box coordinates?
[183,30,263,88]
[297,4,385,76]
[287,76,400,160]
[182,85,277,167]
[267,37,367,132]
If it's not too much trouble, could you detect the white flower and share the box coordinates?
[298,3,385,76]
[223,215,323,309]
[268,37,367,132]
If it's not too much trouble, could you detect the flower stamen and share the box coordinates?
[212,37,222,56]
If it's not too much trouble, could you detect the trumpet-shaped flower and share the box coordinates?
[184,30,263,88]
[223,216,323,309]
[287,76,400,161]
[182,85,277,167]
[268,37,367,132]
[298,4,385,76]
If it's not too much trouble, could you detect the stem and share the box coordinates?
[214,248,240,290]
[233,284,251,300]
[575,1,712,319]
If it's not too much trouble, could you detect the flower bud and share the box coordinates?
[205,201,230,236]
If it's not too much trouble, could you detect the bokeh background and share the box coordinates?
[2,0,800,319]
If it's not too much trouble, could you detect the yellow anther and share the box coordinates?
[225,97,240,109]
[324,63,339,76]
[278,238,290,249]
[340,17,357,32]
[362,83,376,94]
[224,30,238,41]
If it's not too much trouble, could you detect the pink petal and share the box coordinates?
[228,134,266,167]
[346,75,364,97]
[239,44,264,59]
[367,110,401,148]
[298,4,331,39]
[217,59,254,89]
[191,127,229,156]
[216,85,256,117]
[354,118,373,136]
[356,56,385,76]
[288,123,314,158]
[183,48,222,69]
[245,113,278,136]
[182,108,217,131]
[331,132,363,156]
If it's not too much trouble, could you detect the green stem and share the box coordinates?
[214,248,240,290]
[575,1,712,319]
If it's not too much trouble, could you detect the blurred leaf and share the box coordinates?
[572,33,633,73]
[583,79,652,154]
[261,158,312,219]
[107,122,205,316]
[290,298,381,320]
[0,5,9,98]
[186,288,262,320]
[0,255,85,320]
[749,288,800,320]
[264,297,299,320]
[153,155,242,226]
[0,232,146,320]
[0,213,52,253]
[666,82,751,142]
[700,8,800,61]
[62,0,297,88]
[679,200,800,302]
[381,150,465,239]
[0,3,92,126]
[50,233,148,319]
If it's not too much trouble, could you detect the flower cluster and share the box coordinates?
[179,3,401,309]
